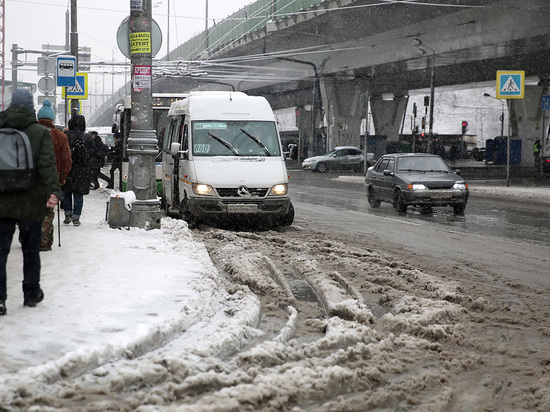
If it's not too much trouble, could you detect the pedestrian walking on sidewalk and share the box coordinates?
[62,114,91,226]
[0,89,61,315]
[533,139,541,165]
[107,133,123,189]
[37,98,72,251]
[89,131,110,189]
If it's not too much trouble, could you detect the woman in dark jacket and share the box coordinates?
[62,114,90,226]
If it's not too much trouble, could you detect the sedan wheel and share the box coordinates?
[394,190,408,213]
[316,162,328,173]
[367,188,381,208]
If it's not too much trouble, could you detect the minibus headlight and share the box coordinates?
[269,183,288,196]
[192,183,215,196]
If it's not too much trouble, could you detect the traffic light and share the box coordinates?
[421,117,426,128]
[461,120,468,134]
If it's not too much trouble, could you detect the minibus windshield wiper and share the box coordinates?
[207,132,239,155]
[239,129,271,156]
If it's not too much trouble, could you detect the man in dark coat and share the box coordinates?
[89,131,110,189]
[62,114,90,226]
[107,133,123,189]
[0,89,61,315]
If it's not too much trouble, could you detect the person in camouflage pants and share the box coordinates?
[40,209,55,250]
[36,99,72,251]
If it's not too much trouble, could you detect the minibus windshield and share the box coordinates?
[191,121,281,156]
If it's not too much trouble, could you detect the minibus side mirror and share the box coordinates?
[170,142,181,157]
[170,142,188,160]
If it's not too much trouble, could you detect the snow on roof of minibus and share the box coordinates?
[167,91,274,119]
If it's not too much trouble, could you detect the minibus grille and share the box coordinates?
[216,187,269,198]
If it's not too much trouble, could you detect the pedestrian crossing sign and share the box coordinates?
[62,72,88,100]
[496,70,524,99]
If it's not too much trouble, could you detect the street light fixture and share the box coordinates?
[483,92,505,137]
[413,39,435,153]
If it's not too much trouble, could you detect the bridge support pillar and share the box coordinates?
[369,94,409,144]
[508,83,548,165]
[319,77,364,154]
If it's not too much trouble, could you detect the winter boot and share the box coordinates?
[0,300,6,315]
[24,288,44,308]
[63,213,73,224]
[72,216,81,226]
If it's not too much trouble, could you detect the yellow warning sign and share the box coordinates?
[130,32,151,54]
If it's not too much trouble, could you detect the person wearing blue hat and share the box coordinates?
[0,89,61,315]
[37,98,72,251]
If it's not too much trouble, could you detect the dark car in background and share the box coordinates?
[365,153,469,214]
[542,155,550,174]
[469,147,487,161]
[302,146,369,173]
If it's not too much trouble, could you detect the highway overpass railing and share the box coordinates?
[169,0,327,61]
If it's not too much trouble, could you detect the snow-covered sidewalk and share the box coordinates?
[0,188,254,393]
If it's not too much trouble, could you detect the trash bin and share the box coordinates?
[107,196,130,228]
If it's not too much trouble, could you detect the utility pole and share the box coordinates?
[70,0,79,116]
[127,0,161,229]
[205,0,209,48]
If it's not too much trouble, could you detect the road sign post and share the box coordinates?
[495,70,525,186]
[540,95,550,174]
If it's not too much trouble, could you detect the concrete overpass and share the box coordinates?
[91,0,550,163]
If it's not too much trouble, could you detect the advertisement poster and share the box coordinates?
[130,32,151,54]
[133,65,151,93]
[130,0,142,11]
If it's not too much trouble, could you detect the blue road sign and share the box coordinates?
[542,95,550,111]
[62,73,88,99]
[496,70,524,99]
[56,56,77,87]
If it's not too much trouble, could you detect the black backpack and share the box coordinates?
[0,127,34,192]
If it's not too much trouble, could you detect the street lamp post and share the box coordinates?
[484,93,504,137]
[414,39,435,153]
[127,0,162,229]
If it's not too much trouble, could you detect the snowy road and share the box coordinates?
[2,180,549,411]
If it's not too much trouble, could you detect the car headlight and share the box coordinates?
[192,183,215,196]
[268,183,288,196]
[409,183,427,190]
[453,182,468,190]
[302,159,313,164]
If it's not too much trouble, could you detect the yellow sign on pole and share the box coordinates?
[130,32,151,54]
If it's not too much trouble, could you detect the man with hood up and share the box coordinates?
[62,114,91,226]
[0,89,61,315]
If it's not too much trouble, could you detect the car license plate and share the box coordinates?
[431,192,452,200]
[227,204,258,213]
